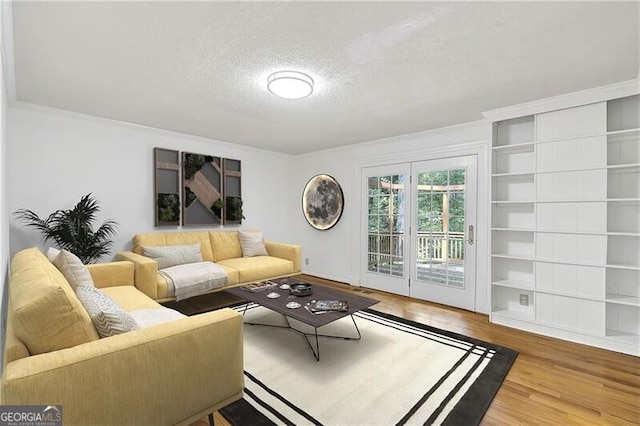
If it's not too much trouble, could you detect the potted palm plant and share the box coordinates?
[14,193,118,264]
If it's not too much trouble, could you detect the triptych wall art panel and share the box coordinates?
[154,148,181,226]
[154,148,242,227]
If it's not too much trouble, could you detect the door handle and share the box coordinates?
[467,225,474,245]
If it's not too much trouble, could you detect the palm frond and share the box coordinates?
[13,194,119,264]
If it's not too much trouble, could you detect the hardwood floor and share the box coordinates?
[200,276,640,425]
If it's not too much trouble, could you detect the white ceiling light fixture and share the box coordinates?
[267,70,314,99]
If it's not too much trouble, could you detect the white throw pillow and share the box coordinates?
[53,249,95,290]
[142,243,202,269]
[238,231,268,257]
[76,285,138,338]
[46,246,60,262]
[128,307,186,328]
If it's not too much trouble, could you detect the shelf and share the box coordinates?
[534,288,603,303]
[604,330,640,345]
[606,128,640,139]
[491,309,534,322]
[534,258,605,268]
[492,141,535,151]
[491,228,534,233]
[534,166,607,175]
[606,263,640,271]
[492,254,534,261]
[536,132,607,146]
[491,229,640,237]
[491,171,534,177]
[491,165,635,176]
[605,294,640,307]
[607,163,640,170]
[535,319,604,338]
[490,130,636,150]
[606,198,640,202]
[533,229,609,236]
[492,279,534,290]
[491,199,639,204]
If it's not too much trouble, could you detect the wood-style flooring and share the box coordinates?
[192,275,640,425]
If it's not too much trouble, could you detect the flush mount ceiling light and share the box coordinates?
[267,70,314,99]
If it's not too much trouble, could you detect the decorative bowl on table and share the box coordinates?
[289,283,313,296]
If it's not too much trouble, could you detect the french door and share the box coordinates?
[361,155,478,311]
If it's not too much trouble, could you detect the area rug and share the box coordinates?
[220,303,517,426]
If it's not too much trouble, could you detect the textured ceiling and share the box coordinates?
[11,1,640,154]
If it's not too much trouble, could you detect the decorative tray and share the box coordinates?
[308,299,349,312]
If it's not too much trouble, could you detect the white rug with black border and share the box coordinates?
[220,303,517,426]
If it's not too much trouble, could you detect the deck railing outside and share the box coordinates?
[368,231,465,265]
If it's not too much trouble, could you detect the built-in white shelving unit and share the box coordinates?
[490,94,640,356]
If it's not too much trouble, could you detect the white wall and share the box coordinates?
[0,1,11,367]
[8,105,297,258]
[292,121,493,313]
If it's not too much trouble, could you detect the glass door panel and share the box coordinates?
[411,156,477,311]
[362,165,411,295]
[415,168,466,288]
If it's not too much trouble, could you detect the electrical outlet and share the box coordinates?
[519,294,529,306]
[305,257,309,266]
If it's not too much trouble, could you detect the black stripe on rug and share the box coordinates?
[219,307,518,426]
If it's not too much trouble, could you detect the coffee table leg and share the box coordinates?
[242,307,362,362]
[298,315,362,362]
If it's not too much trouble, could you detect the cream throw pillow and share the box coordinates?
[238,231,268,257]
[53,249,95,290]
[76,285,139,337]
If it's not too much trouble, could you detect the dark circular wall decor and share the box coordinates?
[302,174,344,230]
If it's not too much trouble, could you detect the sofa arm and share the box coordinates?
[265,242,301,272]
[1,309,244,426]
[87,261,135,288]
[116,251,158,300]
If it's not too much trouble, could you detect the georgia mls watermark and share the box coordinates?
[0,406,62,426]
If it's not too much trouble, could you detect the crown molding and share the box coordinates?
[482,79,640,122]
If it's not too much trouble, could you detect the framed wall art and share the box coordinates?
[302,174,344,230]
[182,152,223,226]
[154,148,180,226]
[223,158,243,225]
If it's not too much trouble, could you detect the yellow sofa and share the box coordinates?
[1,248,244,426]
[117,230,302,302]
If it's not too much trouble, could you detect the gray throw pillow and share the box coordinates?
[238,231,269,257]
[76,285,138,337]
[53,249,95,290]
[142,243,203,269]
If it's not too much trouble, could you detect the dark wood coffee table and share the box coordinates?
[226,278,378,361]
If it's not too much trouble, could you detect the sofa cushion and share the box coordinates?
[133,232,214,262]
[238,231,268,257]
[209,231,243,262]
[217,256,294,283]
[10,248,99,355]
[142,243,203,269]
[76,285,139,338]
[53,249,95,290]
